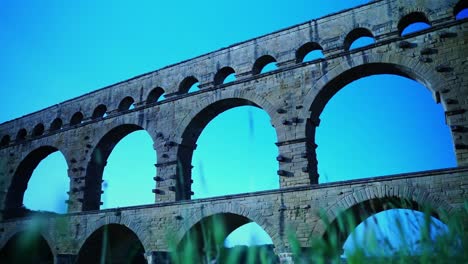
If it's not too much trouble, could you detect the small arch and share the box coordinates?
[32,123,45,137]
[77,224,146,263]
[91,104,107,119]
[344,28,375,51]
[16,128,27,142]
[146,87,165,104]
[179,76,199,93]
[118,96,135,111]
[252,55,277,75]
[296,42,324,63]
[49,118,63,131]
[454,0,468,19]
[70,112,84,126]
[214,67,236,85]
[398,12,431,36]
[0,231,53,263]
[1,135,11,147]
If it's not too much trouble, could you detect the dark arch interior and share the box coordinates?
[0,231,53,264]
[344,28,374,51]
[398,12,431,36]
[296,42,324,63]
[319,197,440,258]
[92,104,107,119]
[70,112,84,126]
[252,55,277,75]
[4,146,60,219]
[179,76,199,94]
[175,213,277,263]
[32,123,45,136]
[455,0,468,19]
[214,67,236,85]
[50,118,63,131]
[16,128,27,141]
[177,99,262,200]
[118,96,135,111]
[83,124,145,210]
[1,135,10,147]
[77,224,145,264]
[146,87,165,104]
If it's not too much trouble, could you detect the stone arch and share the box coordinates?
[296,42,324,63]
[312,184,454,247]
[146,87,165,104]
[0,134,10,147]
[0,224,57,256]
[76,222,148,263]
[32,123,45,137]
[3,145,69,218]
[82,122,156,210]
[252,55,277,75]
[91,104,107,119]
[173,204,279,252]
[50,118,63,131]
[77,216,150,255]
[173,93,280,200]
[179,76,200,94]
[118,96,135,111]
[343,27,375,51]
[70,111,84,126]
[300,52,448,183]
[214,66,236,85]
[16,128,27,142]
[454,0,468,18]
[397,11,431,36]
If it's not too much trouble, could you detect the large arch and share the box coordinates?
[77,223,146,263]
[302,53,450,184]
[0,230,54,263]
[83,124,156,210]
[309,192,454,261]
[4,146,69,219]
[174,211,277,263]
[174,96,279,200]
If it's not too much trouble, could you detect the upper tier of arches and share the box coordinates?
[0,0,463,146]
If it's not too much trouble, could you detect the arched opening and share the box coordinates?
[252,55,278,75]
[83,124,156,210]
[4,146,69,219]
[344,28,375,51]
[175,213,277,263]
[177,100,278,200]
[398,12,431,36]
[70,112,84,126]
[307,198,462,262]
[50,118,63,131]
[214,67,236,85]
[180,76,200,94]
[32,123,44,137]
[296,42,324,63]
[92,104,107,119]
[455,1,468,20]
[308,64,456,184]
[77,224,146,263]
[146,87,165,104]
[0,231,53,263]
[118,96,135,111]
[16,128,27,142]
[1,135,10,147]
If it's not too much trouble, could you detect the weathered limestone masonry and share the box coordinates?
[0,0,467,263]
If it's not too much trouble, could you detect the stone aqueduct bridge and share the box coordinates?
[0,0,467,263]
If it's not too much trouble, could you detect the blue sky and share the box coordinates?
[1,0,463,254]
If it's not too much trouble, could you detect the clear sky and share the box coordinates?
[1,0,464,255]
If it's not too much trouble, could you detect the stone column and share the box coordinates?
[278,252,294,264]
